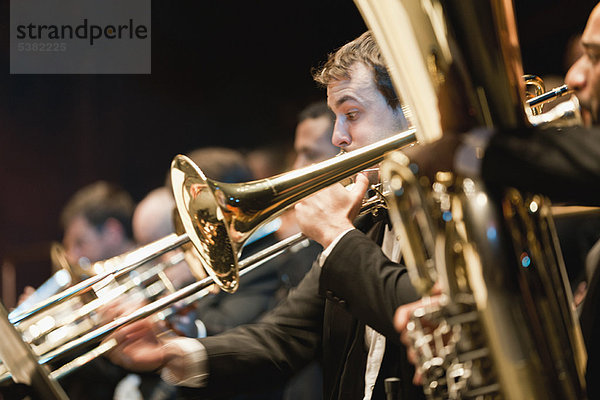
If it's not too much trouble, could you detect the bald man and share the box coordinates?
[565,3,600,126]
[132,186,176,245]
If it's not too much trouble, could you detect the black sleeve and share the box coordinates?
[194,260,281,336]
[482,126,600,205]
[319,229,420,341]
[194,262,324,397]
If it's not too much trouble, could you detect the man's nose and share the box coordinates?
[565,56,588,92]
[331,120,351,148]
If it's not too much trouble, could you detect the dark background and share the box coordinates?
[0,0,597,306]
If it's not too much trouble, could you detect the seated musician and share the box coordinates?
[106,31,426,400]
[47,181,135,400]
[127,147,319,400]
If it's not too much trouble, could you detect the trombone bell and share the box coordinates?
[171,156,240,293]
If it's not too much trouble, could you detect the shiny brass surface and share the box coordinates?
[50,242,74,276]
[0,303,68,400]
[529,94,583,128]
[170,127,417,293]
[15,251,186,359]
[526,84,570,108]
[524,74,546,115]
[360,0,587,398]
[0,230,309,384]
[9,233,190,325]
[380,151,437,295]
[523,82,582,127]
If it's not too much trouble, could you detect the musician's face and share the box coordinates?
[565,4,600,125]
[293,115,337,169]
[63,215,109,265]
[327,62,407,152]
[63,216,125,266]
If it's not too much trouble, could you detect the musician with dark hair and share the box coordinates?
[107,31,425,400]
[292,100,338,170]
[130,148,292,400]
[56,181,136,400]
[60,180,136,269]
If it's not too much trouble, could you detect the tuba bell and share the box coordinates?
[355,0,587,399]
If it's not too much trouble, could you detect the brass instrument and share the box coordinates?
[17,251,187,358]
[356,0,587,399]
[0,127,419,386]
[524,74,546,115]
[527,83,570,109]
[529,94,582,128]
[9,178,390,368]
[170,127,417,293]
[524,81,582,127]
[8,233,192,325]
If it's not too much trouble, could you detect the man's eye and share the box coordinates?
[588,51,600,63]
[346,111,358,121]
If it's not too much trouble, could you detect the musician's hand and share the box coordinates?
[106,318,170,372]
[394,285,443,385]
[97,295,147,324]
[394,298,428,385]
[294,173,369,248]
[573,280,587,309]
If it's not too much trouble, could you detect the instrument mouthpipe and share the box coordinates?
[526,85,571,107]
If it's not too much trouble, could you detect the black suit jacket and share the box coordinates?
[187,214,423,400]
[482,125,600,205]
[192,233,292,337]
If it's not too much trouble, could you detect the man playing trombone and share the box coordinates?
[107,31,425,400]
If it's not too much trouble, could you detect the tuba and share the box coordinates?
[355,0,587,399]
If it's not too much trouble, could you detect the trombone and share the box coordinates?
[17,251,189,358]
[9,233,191,325]
[0,126,418,385]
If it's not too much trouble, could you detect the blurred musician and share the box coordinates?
[132,186,196,291]
[275,101,339,288]
[49,181,135,400]
[277,101,338,400]
[17,181,136,303]
[133,147,303,400]
[562,3,600,395]
[106,31,425,400]
[60,181,136,270]
[247,100,340,296]
[292,101,340,169]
